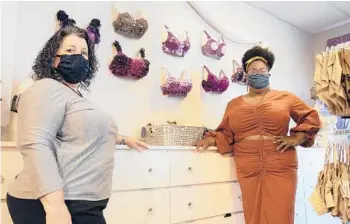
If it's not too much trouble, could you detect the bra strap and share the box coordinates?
[180,69,191,82]
[219,69,226,79]
[203,30,211,39]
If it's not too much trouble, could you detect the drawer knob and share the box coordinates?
[187,167,192,171]
[238,195,242,201]
[148,208,153,212]
[188,202,192,208]
[0,175,4,184]
[148,168,153,172]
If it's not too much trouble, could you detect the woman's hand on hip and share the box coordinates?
[273,134,306,153]
[45,204,72,224]
[125,137,149,152]
[195,137,216,152]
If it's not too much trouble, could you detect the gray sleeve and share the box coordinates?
[17,79,66,198]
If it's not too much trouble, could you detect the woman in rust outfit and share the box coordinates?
[197,46,322,224]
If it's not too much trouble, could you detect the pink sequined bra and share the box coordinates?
[162,25,191,57]
[202,66,229,94]
[231,60,247,85]
[161,69,192,97]
[109,41,150,79]
[201,30,226,60]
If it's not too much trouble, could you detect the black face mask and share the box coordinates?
[55,54,90,84]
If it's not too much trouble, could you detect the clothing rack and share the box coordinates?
[333,129,350,135]
[326,33,350,48]
[312,36,350,118]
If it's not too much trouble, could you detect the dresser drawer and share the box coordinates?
[169,183,243,223]
[112,150,169,190]
[169,151,237,186]
[1,151,23,199]
[1,202,13,224]
[105,189,169,224]
[181,212,245,224]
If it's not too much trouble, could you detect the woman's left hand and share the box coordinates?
[125,137,149,152]
[273,135,306,153]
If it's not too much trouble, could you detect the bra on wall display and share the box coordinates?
[109,41,150,79]
[112,9,148,39]
[162,25,191,57]
[231,60,247,85]
[160,68,193,97]
[202,65,229,94]
[201,30,226,60]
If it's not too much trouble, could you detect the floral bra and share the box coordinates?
[201,30,226,60]
[162,25,191,57]
[202,66,229,94]
[109,41,150,79]
[161,68,192,97]
[231,60,247,85]
[113,11,148,39]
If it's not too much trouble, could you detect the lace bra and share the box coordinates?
[161,68,192,97]
[162,25,191,57]
[202,66,229,94]
[201,30,226,60]
[109,41,150,79]
[231,60,247,85]
[113,11,148,39]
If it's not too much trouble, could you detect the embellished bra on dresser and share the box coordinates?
[113,11,148,39]
[161,68,193,97]
[162,25,191,57]
[202,66,229,94]
[201,30,226,60]
[109,41,150,79]
[231,60,247,85]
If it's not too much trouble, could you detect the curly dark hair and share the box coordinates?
[32,25,99,88]
[241,46,275,73]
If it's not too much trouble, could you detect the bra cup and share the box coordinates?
[219,44,227,56]
[210,42,218,51]
[218,76,230,92]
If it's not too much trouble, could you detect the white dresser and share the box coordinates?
[1,143,244,224]
[1,142,343,224]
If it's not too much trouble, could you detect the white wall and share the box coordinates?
[1,1,314,139]
[312,23,350,55]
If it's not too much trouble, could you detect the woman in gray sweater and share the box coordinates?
[6,23,148,224]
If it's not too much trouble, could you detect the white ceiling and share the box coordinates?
[247,1,350,34]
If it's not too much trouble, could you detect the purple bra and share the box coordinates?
[231,60,247,85]
[201,30,226,60]
[161,69,192,97]
[162,25,191,57]
[202,66,229,94]
[109,41,150,79]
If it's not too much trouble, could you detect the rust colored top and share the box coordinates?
[214,90,322,154]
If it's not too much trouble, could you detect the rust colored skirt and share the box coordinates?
[234,139,298,224]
